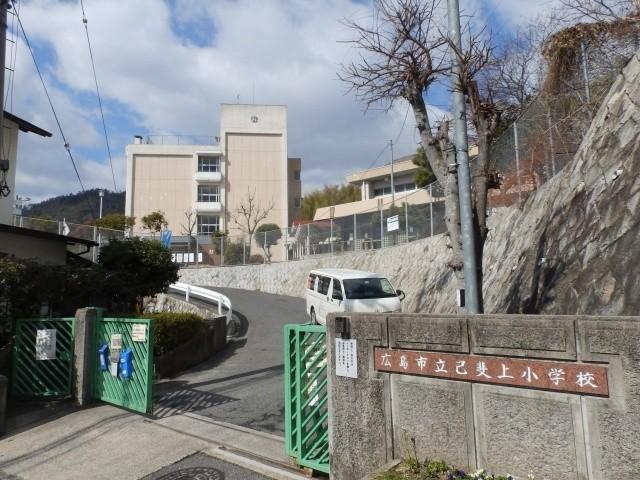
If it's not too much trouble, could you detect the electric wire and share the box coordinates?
[80,0,117,192]
[14,4,97,219]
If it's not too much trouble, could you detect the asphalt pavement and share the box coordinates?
[154,287,308,436]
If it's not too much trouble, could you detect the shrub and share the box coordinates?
[99,238,179,312]
[147,312,206,357]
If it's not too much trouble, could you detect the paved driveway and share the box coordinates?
[154,287,308,436]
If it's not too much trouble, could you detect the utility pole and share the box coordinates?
[0,1,8,185]
[447,0,480,313]
[97,189,104,257]
[389,139,395,205]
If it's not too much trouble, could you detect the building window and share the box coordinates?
[198,184,220,203]
[197,215,220,235]
[294,170,301,181]
[294,197,302,208]
[198,155,220,172]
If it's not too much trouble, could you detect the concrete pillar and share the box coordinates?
[0,375,7,435]
[73,307,99,406]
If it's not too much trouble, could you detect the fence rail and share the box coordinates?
[169,282,233,323]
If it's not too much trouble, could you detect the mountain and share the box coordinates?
[23,189,125,225]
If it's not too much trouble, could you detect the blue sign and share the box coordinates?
[160,230,172,249]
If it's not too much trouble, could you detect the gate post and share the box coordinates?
[73,307,99,406]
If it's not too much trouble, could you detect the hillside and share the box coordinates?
[23,189,125,225]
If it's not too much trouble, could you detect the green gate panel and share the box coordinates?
[284,324,329,474]
[10,318,75,398]
[93,317,154,415]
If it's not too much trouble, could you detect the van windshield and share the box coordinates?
[343,278,397,299]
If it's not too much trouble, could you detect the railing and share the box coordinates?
[169,282,233,324]
[143,134,219,145]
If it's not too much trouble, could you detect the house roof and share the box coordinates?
[0,223,98,247]
[3,111,53,137]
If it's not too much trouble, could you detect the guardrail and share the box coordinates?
[169,282,232,324]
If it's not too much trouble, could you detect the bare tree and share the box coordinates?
[232,188,275,256]
[181,210,197,262]
[558,0,640,22]
[339,0,468,276]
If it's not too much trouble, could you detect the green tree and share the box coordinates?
[99,238,179,312]
[300,184,361,220]
[255,223,282,262]
[95,213,135,231]
[412,147,436,188]
[141,210,168,237]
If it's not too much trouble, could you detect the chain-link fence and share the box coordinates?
[168,185,446,267]
[487,33,638,208]
[11,215,125,261]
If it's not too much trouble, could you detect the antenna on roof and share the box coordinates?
[252,81,255,104]
[236,94,240,104]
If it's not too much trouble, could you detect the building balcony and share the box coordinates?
[194,171,222,183]
[194,201,223,213]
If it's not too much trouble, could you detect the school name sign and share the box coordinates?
[374,347,609,396]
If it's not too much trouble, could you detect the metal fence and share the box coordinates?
[487,36,636,208]
[170,185,447,267]
[12,215,126,261]
[284,323,329,474]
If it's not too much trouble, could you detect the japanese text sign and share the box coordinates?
[336,339,358,378]
[374,347,608,396]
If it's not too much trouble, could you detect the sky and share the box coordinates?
[7,0,559,209]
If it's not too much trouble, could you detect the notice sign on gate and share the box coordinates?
[335,339,358,378]
[387,214,399,232]
[35,329,57,360]
[132,324,147,342]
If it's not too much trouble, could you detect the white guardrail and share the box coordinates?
[169,282,233,324]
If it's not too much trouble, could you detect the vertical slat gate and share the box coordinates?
[284,324,329,474]
[93,317,154,414]
[10,318,75,398]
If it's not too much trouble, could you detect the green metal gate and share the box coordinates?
[284,324,329,474]
[93,317,154,414]
[10,317,75,398]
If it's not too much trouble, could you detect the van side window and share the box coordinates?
[307,274,317,290]
[332,280,343,300]
[318,276,331,295]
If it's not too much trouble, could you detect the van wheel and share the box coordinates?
[310,308,317,325]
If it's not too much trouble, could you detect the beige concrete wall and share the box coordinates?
[221,104,289,235]
[0,231,67,264]
[129,154,194,234]
[225,133,285,234]
[314,188,435,221]
[0,121,19,225]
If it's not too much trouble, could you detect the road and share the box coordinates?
[154,287,308,436]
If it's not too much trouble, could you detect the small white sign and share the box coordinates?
[110,333,123,350]
[132,324,147,342]
[35,329,57,360]
[387,215,399,232]
[335,339,358,378]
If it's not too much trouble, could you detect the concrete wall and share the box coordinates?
[326,313,640,480]
[125,144,222,234]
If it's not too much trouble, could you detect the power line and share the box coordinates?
[80,0,117,192]
[365,142,389,170]
[14,3,97,219]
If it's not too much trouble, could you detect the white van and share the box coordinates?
[305,268,405,325]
